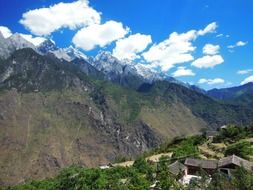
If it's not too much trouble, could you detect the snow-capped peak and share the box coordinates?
[92,51,166,82]
[134,64,164,81]
[37,39,58,54]
[95,51,118,62]
[64,45,88,60]
[49,46,87,62]
[7,33,36,50]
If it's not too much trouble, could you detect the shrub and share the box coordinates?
[225,141,253,159]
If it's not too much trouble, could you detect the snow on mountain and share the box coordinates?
[92,51,172,83]
[0,31,187,90]
[134,63,164,81]
[37,39,57,54]
[50,46,88,62]
[37,40,87,62]
[7,33,36,50]
[0,32,36,59]
[92,51,127,74]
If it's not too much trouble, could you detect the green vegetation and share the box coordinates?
[3,165,153,190]
[90,80,145,123]
[225,141,253,160]
[189,167,253,190]
[4,160,253,190]
[214,125,253,143]
[168,136,205,158]
[145,135,205,159]
[2,125,253,190]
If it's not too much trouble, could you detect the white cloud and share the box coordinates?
[197,22,218,36]
[112,33,152,61]
[216,34,229,38]
[72,20,129,51]
[0,26,13,38]
[0,26,46,46]
[237,69,253,75]
[20,34,46,46]
[203,44,220,55]
[142,22,218,72]
[142,30,196,71]
[216,34,223,38]
[191,55,224,68]
[172,67,195,77]
[241,75,253,85]
[20,0,101,36]
[228,41,248,49]
[198,78,225,85]
[237,41,247,46]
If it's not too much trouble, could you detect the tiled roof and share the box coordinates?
[185,158,218,169]
[184,155,253,171]
[219,155,253,171]
[168,161,186,175]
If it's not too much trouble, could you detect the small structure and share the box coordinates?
[176,155,252,186]
[218,155,253,173]
[99,165,111,170]
[184,158,218,175]
[179,174,202,185]
[205,130,219,141]
[220,125,227,130]
[184,155,253,176]
[168,161,187,176]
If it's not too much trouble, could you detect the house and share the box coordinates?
[168,161,187,176]
[150,154,253,186]
[183,155,253,177]
[184,158,218,175]
[218,155,253,175]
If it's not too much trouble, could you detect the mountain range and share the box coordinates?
[207,82,253,103]
[0,31,253,186]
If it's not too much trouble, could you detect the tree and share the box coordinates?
[225,141,253,159]
[232,167,253,190]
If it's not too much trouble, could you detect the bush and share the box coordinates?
[225,141,253,159]
[133,157,151,174]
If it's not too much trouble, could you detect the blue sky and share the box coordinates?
[0,0,252,89]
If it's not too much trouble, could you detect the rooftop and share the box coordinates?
[185,158,218,169]
[168,161,187,175]
[184,155,253,171]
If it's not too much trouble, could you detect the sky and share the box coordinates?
[0,0,252,90]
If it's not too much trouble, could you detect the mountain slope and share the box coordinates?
[0,49,202,185]
[233,92,253,106]
[137,81,253,127]
[207,82,253,100]
[1,49,253,185]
